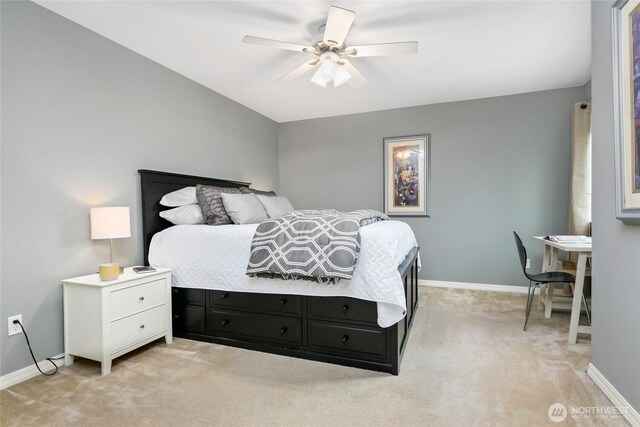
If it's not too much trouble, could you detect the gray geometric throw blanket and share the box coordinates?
[246,209,390,283]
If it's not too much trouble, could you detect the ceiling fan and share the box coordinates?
[242,5,418,89]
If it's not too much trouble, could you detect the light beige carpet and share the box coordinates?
[0,287,626,427]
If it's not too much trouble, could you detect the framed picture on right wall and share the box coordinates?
[612,0,640,224]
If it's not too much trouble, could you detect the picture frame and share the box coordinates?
[612,0,640,224]
[383,134,430,217]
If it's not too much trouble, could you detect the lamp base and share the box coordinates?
[99,263,120,281]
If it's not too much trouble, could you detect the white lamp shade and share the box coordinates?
[311,68,328,87]
[311,58,339,87]
[319,61,337,80]
[333,66,351,87]
[90,207,131,240]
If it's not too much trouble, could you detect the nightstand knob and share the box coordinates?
[220,319,229,326]
[280,327,288,335]
[140,324,145,329]
[221,293,229,300]
[280,298,288,306]
[139,296,145,301]
[341,304,349,313]
[341,335,349,344]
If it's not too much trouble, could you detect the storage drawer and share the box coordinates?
[172,287,205,306]
[210,291,301,316]
[209,309,301,346]
[111,305,167,353]
[308,296,377,324]
[173,305,206,334]
[308,321,386,359]
[110,279,167,321]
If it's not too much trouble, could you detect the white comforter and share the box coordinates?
[149,220,420,327]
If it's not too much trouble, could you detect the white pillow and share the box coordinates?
[257,195,294,218]
[159,204,204,225]
[221,193,268,224]
[159,186,197,207]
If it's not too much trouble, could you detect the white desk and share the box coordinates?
[533,236,591,344]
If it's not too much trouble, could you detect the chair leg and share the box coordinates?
[524,281,536,331]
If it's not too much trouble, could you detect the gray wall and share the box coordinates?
[591,0,640,412]
[279,86,589,286]
[0,2,278,376]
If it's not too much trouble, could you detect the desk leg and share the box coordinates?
[545,284,554,318]
[544,248,559,318]
[538,245,552,310]
[568,253,588,344]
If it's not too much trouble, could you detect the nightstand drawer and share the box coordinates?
[110,278,167,320]
[111,305,167,353]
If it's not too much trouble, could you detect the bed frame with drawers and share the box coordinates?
[139,169,419,374]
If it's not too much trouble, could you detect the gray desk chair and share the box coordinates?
[513,232,585,331]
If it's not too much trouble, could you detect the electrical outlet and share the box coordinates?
[526,258,531,269]
[8,315,22,336]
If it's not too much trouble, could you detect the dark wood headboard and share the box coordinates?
[138,169,250,264]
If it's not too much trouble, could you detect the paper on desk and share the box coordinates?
[545,235,592,243]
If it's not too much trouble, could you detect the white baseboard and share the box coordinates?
[587,363,640,427]
[418,279,531,294]
[0,354,65,390]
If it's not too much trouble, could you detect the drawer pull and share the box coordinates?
[221,293,229,300]
[140,324,145,329]
[220,319,229,326]
[280,298,288,306]
[173,289,178,294]
[139,296,145,301]
[341,335,349,344]
[173,314,180,319]
[280,327,288,335]
[341,304,350,313]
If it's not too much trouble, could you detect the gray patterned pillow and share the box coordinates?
[239,187,277,197]
[196,184,241,225]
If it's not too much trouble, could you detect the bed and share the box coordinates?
[139,169,420,374]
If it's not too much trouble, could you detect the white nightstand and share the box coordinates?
[62,267,172,375]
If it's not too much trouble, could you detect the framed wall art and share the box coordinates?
[383,134,430,217]
[612,0,640,224]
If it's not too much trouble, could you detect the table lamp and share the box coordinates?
[90,207,131,281]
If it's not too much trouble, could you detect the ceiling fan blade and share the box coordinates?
[277,59,320,83]
[345,41,418,57]
[242,35,313,53]
[323,6,356,46]
[339,60,367,89]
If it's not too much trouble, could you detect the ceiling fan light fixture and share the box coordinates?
[311,68,328,87]
[333,66,351,87]
[320,60,337,80]
[311,51,340,87]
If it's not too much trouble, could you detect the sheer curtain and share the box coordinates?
[566,102,591,295]
[569,102,592,236]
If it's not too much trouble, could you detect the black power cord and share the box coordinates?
[14,320,62,376]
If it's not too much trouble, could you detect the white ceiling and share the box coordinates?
[35,1,591,123]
